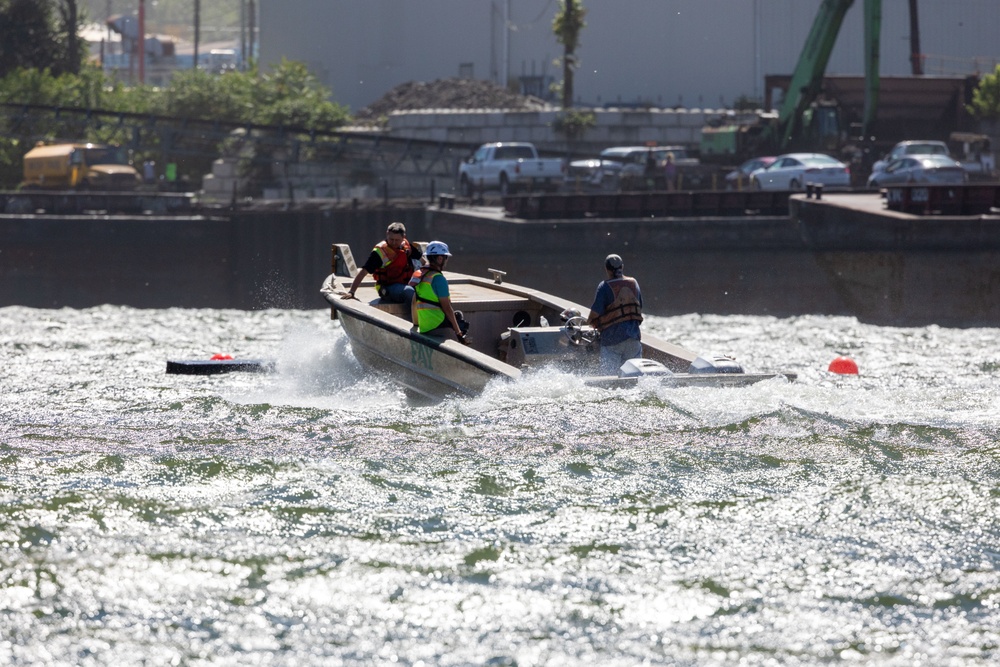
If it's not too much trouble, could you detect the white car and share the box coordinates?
[725,156,776,189]
[750,153,851,191]
[871,140,950,174]
[867,154,969,187]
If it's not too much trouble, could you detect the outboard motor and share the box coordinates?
[688,354,744,374]
[619,358,673,378]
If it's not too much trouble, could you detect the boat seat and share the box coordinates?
[452,297,536,313]
[371,298,535,316]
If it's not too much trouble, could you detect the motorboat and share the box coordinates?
[320,244,795,401]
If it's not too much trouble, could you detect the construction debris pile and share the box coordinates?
[354,78,549,123]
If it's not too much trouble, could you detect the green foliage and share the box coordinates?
[552,0,587,109]
[0,59,351,189]
[0,64,134,185]
[968,65,1000,120]
[552,0,587,52]
[0,0,86,77]
[553,109,596,140]
[251,60,350,131]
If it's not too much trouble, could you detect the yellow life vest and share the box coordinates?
[413,269,446,333]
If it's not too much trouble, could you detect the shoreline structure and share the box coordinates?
[3,192,999,327]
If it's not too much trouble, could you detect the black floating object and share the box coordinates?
[166,359,275,375]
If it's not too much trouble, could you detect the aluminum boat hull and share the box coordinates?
[321,244,794,401]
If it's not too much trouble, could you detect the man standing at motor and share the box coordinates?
[588,253,643,373]
[344,222,421,304]
[411,241,470,345]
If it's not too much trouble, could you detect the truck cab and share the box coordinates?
[23,143,141,190]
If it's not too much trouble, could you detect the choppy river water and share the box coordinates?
[1,305,999,666]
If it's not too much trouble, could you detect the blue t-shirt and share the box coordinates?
[430,272,450,299]
[590,279,642,346]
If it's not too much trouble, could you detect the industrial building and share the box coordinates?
[258,0,1000,114]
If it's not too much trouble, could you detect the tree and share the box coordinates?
[968,64,1000,120]
[552,0,586,109]
[0,59,351,189]
[53,0,85,76]
[0,0,85,77]
[157,60,351,193]
[0,0,57,77]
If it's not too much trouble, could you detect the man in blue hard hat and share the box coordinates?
[411,240,470,345]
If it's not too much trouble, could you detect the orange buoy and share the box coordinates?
[828,356,859,375]
[210,353,234,360]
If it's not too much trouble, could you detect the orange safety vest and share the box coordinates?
[372,240,415,289]
[594,277,643,331]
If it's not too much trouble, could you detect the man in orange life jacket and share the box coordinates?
[587,253,644,374]
[344,222,422,304]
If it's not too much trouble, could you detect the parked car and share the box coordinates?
[725,156,776,189]
[565,156,622,189]
[948,131,996,179]
[871,140,950,174]
[750,153,851,191]
[458,142,565,196]
[867,154,969,187]
[566,145,696,190]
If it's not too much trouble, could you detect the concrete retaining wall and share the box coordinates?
[386,107,716,154]
[4,202,1000,326]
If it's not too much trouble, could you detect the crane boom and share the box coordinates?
[776,0,881,148]
[699,0,883,165]
[777,0,854,146]
[862,0,882,139]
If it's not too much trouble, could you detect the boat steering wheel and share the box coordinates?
[563,316,593,346]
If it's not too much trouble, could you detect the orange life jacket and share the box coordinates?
[594,277,643,330]
[372,239,415,288]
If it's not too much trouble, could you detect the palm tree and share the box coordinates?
[552,0,586,109]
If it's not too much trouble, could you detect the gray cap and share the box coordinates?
[605,254,624,271]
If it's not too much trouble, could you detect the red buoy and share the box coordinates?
[828,356,859,374]
[210,353,234,360]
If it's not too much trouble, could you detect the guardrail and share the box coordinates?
[884,183,1000,216]
[502,190,793,219]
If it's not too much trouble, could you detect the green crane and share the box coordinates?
[700,0,882,163]
[775,0,881,149]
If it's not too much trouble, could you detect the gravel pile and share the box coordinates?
[354,78,549,122]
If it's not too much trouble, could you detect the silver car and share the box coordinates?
[871,140,950,174]
[867,154,969,187]
[750,153,851,191]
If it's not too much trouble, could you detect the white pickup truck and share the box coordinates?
[458,142,565,196]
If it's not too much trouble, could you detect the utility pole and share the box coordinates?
[562,0,573,109]
[138,0,145,83]
[908,0,923,75]
[503,0,510,88]
[193,0,200,69]
[248,0,256,63]
[240,0,246,71]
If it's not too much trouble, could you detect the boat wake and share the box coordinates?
[228,322,408,411]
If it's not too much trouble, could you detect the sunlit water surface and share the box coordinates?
[1,306,999,666]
